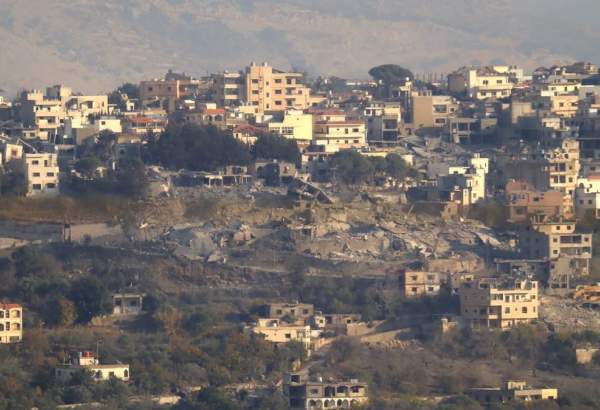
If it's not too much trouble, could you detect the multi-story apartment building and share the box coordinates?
[284,372,368,410]
[575,175,600,219]
[459,277,539,329]
[212,71,245,107]
[0,303,22,343]
[19,90,66,141]
[311,109,366,151]
[536,139,581,214]
[411,90,458,129]
[244,62,312,113]
[506,180,568,223]
[55,351,130,383]
[448,66,514,100]
[519,220,592,288]
[23,153,60,196]
[364,101,403,142]
[267,110,313,144]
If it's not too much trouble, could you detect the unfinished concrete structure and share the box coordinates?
[467,381,558,404]
[459,277,539,329]
[284,372,368,410]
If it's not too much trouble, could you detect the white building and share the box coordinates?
[23,153,60,196]
[55,352,130,383]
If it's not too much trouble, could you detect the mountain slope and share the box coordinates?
[1,0,599,96]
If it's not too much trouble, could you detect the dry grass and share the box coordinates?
[0,195,134,223]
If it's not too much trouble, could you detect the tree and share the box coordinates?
[253,133,301,165]
[116,158,148,198]
[74,156,101,179]
[70,276,112,323]
[368,64,414,85]
[0,159,27,196]
[149,123,251,171]
[331,151,374,185]
[45,297,77,327]
[385,153,410,179]
[13,246,61,278]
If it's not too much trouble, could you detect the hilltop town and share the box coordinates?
[2,61,600,409]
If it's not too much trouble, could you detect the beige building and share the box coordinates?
[244,62,312,113]
[467,381,558,404]
[364,101,403,142]
[268,110,313,144]
[399,270,446,298]
[19,90,66,141]
[23,153,60,196]
[448,67,513,100]
[55,352,130,383]
[246,318,312,349]
[0,303,22,344]
[459,278,539,329]
[266,303,315,322]
[212,71,245,107]
[411,91,458,129]
[519,220,592,288]
[284,372,368,410]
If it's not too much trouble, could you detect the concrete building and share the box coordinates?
[211,71,245,107]
[448,67,513,100]
[19,90,66,141]
[284,372,368,410]
[411,91,458,129]
[311,109,366,150]
[519,221,592,288]
[245,318,312,350]
[0,303,22,344]
[23,153,60,196]
[575,175,600,219]
[364,101,403,142]
[244,62,312,113]
[268,110,313,144]
[506,180,567,223]
[399,270,446,298]
[112,293,145,316]
[0,142,23,164]
[459,277,539,329]
[55,351,130,383]
[266,303,315,322]
[467,381,558,404]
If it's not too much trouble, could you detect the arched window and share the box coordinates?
[124,369,129,378]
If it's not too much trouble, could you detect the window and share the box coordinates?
[505,307,510,314]
[32,160,39,165]
[32,184,42,190]
[124,369,129,378]
[47,172,55,177]
[522,307,528,314]
[33,172,40,177]
[47,183,56,189]
[285,333,291,339]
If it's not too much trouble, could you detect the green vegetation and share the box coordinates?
[252,133,301,165]
[368,64,414,85]
[332,151,415,185]
[148,123,301,172]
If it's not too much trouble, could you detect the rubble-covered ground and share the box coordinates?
[541,294,600,332]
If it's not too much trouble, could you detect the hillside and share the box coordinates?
[1,0,600,95]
